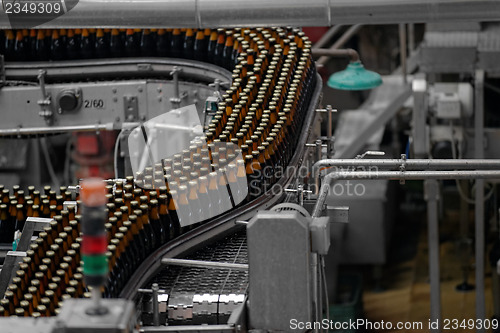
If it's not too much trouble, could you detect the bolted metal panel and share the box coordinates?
[247,211,312,332]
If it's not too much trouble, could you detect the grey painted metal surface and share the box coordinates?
[325,180,389,265]
[0,80,210,135]
[0,59,228,136]
[247,211,312,332]
[1,0,500,28]
[56,298,136,333]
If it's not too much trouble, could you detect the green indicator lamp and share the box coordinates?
[312,48,383,91]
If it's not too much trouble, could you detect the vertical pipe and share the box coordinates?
[317,256,323,333]
[399,24,407,83]
[152,283,160,326]
[316,139,323,162]
[411,75,428,158]
[475,70,486,332]
[408,23,415,55]
[326,105,334,159]
[425,179,441,333]
[312,253,319,333]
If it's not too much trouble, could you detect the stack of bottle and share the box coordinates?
[0,27,317,316]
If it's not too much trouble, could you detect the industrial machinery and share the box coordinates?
[1,2,500,333]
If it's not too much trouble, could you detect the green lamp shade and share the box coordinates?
[327,61,383,91]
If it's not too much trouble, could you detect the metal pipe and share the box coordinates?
[399,24,408,83]
[425,179,441,332]
[138,288,167,294]
[408,23,416,55]
[2,0,500,29]
[161,258,249,270]
[312,158,500,195]
[313,25,344,49]
[313,158,500,174]
[312,48,360,62]
[0,123,115,136]
[152,283,160,327]
[312,253,319,333]
[326,105,334,159]
[312,170,500,218]
[317,25,363,66]
[475,70,486,332]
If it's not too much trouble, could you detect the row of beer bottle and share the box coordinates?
[1,28,241,69]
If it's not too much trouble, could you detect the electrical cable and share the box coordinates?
[114,129,124,179]
[39,137,60,189]
[63,135,75,185]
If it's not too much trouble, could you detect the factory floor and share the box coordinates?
[360,186,495,332]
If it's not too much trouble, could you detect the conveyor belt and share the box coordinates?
[142,231,247,325]
[119,72,322,303]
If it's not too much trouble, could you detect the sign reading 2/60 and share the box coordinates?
[84,99,105,109]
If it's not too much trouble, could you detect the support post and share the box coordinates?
[475,70,486,332]
[425,179,441,333]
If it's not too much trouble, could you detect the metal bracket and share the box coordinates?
[16,217,53,252]
[170,66,187,106]
[356,150,386,159]
[37,70,53,124]
[124,96,139,122]
[310,216,331,255]
[305,139,324,162]
[209,79,230,100]
[399,153,407,184]
[316,105,337,158]
[285,184,313,206]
